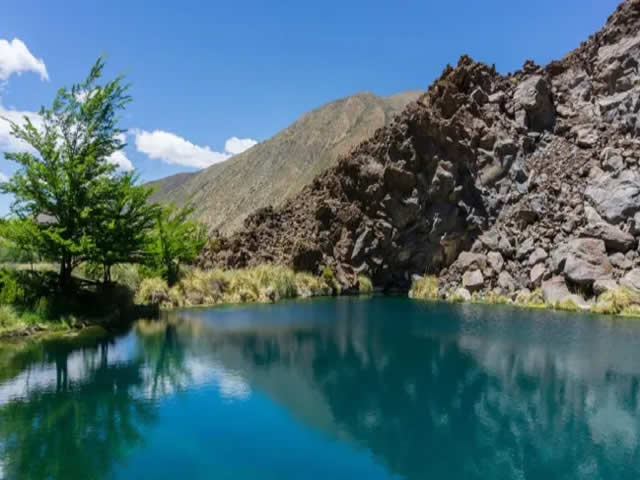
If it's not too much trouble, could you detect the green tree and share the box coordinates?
[89,174,160,283]
[0,57,157,289]
[147,204,206,286]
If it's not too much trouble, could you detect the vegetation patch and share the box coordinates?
[554,298,582,312]
[134,265,351,309]
[408,276,439,300]
[357,275,373,295]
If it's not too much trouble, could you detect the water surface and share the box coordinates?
[1,297,640,479]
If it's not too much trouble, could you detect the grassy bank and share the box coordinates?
[0,267,146,338]
[134,265,366,309]
[409,275,640,318]
[0,263,373,337]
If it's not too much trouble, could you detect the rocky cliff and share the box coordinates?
[200,0,640,301]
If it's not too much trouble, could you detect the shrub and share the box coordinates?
[295,272,329,298]
[596,288,631,314]
[514,288,546,309]
[481,291,510,305]
[135,277,170,307]
[409,276,439,300]
[135,265,337,309]
[0,305,19,328]
[0,272,25,305]
[554,298,582,312]
[621,304,640,317]
[357,275,373,295]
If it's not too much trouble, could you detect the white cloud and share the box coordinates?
[0,102,41,153]
[0,172,7,182]
[0,38,48,82]
[134,130,257,169]
[107,150,134,171]
[224,136,257,155]
[105,133,133,171]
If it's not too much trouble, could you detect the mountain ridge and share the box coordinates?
[149,90,422,233]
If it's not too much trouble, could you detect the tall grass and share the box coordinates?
[135,265,350,309]
[409,276,439,300]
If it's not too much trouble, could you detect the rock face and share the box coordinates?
[563,239,613,286]
[542,277,591,308]
[200,1,640,294]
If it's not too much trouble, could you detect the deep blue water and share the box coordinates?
[1,297,640,479]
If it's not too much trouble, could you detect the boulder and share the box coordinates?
[541,276,590,308]
[462,269,484,292]
[563,238,613,286]
[453,287,472,302]
[516,237,536,260]
[582,206,635,252]
[593,278,619,296]
[498,271,517,292]
[452,252,487,272]
[487,251,504,273]
[550,242,570,273]
[479,230,500,250]
[530,263,546,286]
[575,125,598,148]
[621,268,640,293]
[528,247,548,265]
[585,170,640,223]
[609,252,632,270]
[513,75,555,131]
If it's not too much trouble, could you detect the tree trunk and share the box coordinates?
[59,254,73,291]
[103,264,112,284]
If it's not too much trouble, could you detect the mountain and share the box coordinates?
[149,90,422,233]
[200,0,640,301]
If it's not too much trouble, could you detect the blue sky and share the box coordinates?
[0,0,621,214]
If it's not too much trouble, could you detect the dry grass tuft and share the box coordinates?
[409,276,439,300]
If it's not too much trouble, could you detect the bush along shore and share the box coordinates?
[409,274,640,318]
[0,267,156,338]
[135,265,372,310]
[0,262,372,337]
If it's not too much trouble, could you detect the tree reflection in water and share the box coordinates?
[0,298,639,479]
[0,323,183,480]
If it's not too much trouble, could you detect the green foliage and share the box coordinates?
[409,276,439,300]
[320,266,340,294]
[321,266,335,283]
[145,203,207,286]
[0,265,136,336]
[0,270,26,305]
[358,275,373,295]
[89,174,160,283]
[0,57,157,289]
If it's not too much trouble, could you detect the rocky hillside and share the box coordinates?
[201,0,640,304]
[149,90,421,234]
